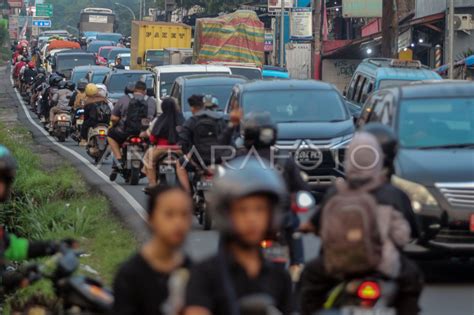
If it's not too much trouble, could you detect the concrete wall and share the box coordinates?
[415,0,474,18]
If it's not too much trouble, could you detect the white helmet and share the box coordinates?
[96,83,108,98]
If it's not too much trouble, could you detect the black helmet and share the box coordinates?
[51,76,63,87]
[77,79,88,92]
[0,145,17,202]
[37,67,46,74]
[362,123,399,174]
[58,80,67,89]
[209,157,287,235]
[124,83,135,95]
[65,81,76,91]
[242,112,278,150]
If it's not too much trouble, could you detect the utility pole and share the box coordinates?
[381,0,398,58]
[139,0,143,20]
[448,0,455,79]
[311,0,322,79]
[279,0,285,66]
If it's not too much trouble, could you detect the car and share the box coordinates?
[209,62,262,80]
[345,58,442,115]
[102,69,154,104]
[152,65,231,101]
[106,48,131,67]
[52,50,96,79]
[96,32,123,43]
[169,74,247,116]
[356,81,474,255]
[86,66,112,84]
[97,46,116,65]
[87,40,116,54]
[225,80,355,191]
[71,65,110,85]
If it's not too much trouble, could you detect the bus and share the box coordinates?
[79,8,117,34]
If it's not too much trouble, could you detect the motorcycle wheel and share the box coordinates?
[203,204,212,231]
[57,134,66,142]
[165,172,177,186]
[129,167,140,185]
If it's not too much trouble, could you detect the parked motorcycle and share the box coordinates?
[316,278,397,315]
[51,111,72,142]
[155,145,182,186]
[86,124,109,164]
[13,245,113,315]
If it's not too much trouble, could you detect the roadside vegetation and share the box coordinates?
[0,122,137,311]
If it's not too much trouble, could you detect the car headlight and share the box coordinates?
[392,176,439,213]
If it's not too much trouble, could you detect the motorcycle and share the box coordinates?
[71,108,85,143]
[116,136,147,185]
[13,245,113,315]
[51,111,72,142]
[155,145,182,186]
[316,278,397,315]
[86,124,109,164]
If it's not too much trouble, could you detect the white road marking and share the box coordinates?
[10,78,147,221]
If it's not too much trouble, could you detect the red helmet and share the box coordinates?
[28,61,35,69]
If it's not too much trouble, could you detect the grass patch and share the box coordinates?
[0,122,137,311]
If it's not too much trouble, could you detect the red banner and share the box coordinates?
[8,0,23,8]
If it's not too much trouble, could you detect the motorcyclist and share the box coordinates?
[0,146,76,291]
[114,56,126,70]
[40,75,62,123]
[70,78,89,110]
[113,184,193,315]
[13,56,26,88]
[176,95,226,192]
[184,157,292,315]
[80,83,111,146]
[21,61,37,93]
[108,80,157,180]
[48,80,73,132]
[30,68,47,109]
[299,132,423,315]
[362,123,420,239]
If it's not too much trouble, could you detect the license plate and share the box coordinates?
[159,165,175,174]
[197,181,213,191]
[296,149,322,163]
[342,307,396,315]
[76,119,84,125]
[57,122,70,127]
[262,244,289,264]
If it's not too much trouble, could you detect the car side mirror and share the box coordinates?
[137,57,142,65]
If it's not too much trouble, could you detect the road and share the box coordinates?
[5,70,474,315]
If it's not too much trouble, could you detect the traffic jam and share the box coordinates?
[2,0,474,314]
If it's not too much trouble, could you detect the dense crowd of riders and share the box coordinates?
[1,40,424,314]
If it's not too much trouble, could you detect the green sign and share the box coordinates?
[36,3,53,17]
[342,0,382,18]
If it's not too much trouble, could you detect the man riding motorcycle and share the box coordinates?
[80,84,111,146]
[49,81,74,132]
[70,79,89,110]
[21,61,37,94]
[40,75,62,123]
[184,157,293,315]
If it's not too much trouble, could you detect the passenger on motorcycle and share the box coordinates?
[12,56,26,88]
[108,80,157,177]
[142,97,184,192]
[70,78,89,110]
[184,157,292,315]
[176,95,226,192]
[41,75,62,123]
[0,146,77,291]
[79,83,111,146]
[299,132,422,315]
[113,184,193,315]
[48,80,73,132]
[22,61,37,89]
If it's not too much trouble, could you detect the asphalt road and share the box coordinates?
[6,71,474,315]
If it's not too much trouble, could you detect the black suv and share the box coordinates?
[357,81,474,254]
[225,80,355,191]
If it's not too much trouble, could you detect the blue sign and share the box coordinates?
[33,20,51,28]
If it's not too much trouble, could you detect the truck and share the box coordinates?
[131,21,192,70]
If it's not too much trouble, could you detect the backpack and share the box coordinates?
[320,180,383,276]
[96,102,112,123]
[124,96,148,136]
[192,114,222,165]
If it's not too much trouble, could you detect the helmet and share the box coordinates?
[124,83,135,95]
[242,112,277,149]
[85,83,98,97]
[0,146,17,202]
[65,81,76,91]
[209,157,287,235]
[37,67,46,75]
[96,83,108,97]
[203,95,219,109]
[362,123,399,174]
[58,81,67,90]
[77,79,88,92]
[28,61,35,69]
[51,76,63,87]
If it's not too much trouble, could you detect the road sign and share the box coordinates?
[33,20,52,28]
[36,3,53,17]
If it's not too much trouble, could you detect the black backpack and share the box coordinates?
[96,102,112,123]
[124,96,148,135]
[192,114,222,165]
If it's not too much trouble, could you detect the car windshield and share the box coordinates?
[99,48,113,58]
[88,42,113,53]
[242,90,349,123]
[398,98,474,149]
[183,82,241,111]
[120,56,131,66]
[160,72,229,96]
[71,70,88,84]
[146,50,164,66]
[107,49,130,61]
[108,73,153,93]
[57,55,95,71]
[91,71,109,83]
[230,67,262,80]
[379,79,417,89]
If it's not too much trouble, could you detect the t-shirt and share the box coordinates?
[113,253,191,315]
[112,93,157,131]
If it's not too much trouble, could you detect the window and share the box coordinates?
[347,73,360,101]
[361,79,375,105]
[354,76,367,104]
[369,100,386,123]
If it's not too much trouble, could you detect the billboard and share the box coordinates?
[342,0,382,18]
[268,0,294,12]
[290,8,312,40]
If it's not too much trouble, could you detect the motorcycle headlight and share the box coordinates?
[392,176,439,213]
